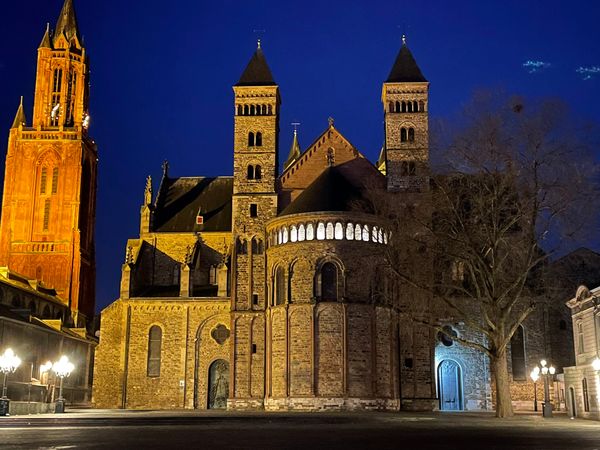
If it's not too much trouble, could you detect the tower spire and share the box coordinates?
[284,125,302,170]
[54,0,81,45]
[11,97,26,129]
[39,23,52,49]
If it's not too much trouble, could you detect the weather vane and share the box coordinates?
[291,122,301,135]
[253,29,266,48]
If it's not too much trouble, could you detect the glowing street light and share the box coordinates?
[530,369,540,412]
[532,359,556,418]
[53,356,74,414]
[592,357,600,372]
[0,348,21,416]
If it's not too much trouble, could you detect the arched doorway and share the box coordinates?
[569,386,577,417]
[438,360,463,411]
[208,359,229,409]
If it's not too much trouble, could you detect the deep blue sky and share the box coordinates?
[1,0,599,312]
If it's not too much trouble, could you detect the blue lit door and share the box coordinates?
[438,360,463,411]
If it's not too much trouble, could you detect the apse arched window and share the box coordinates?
[320,262,338,301]
[354,224,362,241]
[255,165,262,180]
[316,222,325,240]
[346,223,354,240]
[274,266,285,305]
[335,223,343,240]
[401,128,407,142]
[247,165,255,180]
[510,325,526,380]
[306,223,314,240]
[372,226,379,242]
[362,225,369,241]
[282,227,289,243]
[298,224,306,241]
[326,222,334,240]
[290,225,298,242]
[256,132,263,147]
[248,132,255,147]
[408,128,415,142]
[147,325,162,377]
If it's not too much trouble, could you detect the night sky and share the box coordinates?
[1,0,599,312]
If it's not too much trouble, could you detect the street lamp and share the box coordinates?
[530,368,540,412]
[0,348,22,416]
[532,359,556,418]
[52,356,74,414]
[592,357,600,372]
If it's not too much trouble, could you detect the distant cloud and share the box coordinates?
[522,60,552,74]
[576,66,600,80]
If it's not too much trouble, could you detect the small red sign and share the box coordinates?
[196,215,204,225]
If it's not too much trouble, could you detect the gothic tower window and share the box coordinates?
[583,378,590,412]
[408,127,415,142]
[236,238,247,255]
[577,322,585,353]
[244,105,249,115]
[52,168,59,193]
[248,132,255,147]
[255,165,262,179]
[40,168,48,194]
[237,105,242,115]
[43,199,51,230]
[247,165,254,180]
[413,100,419,112]
[50,68,63,126]
[250,204,258,218]
[389,101,394,112]
[147,326,162,377]
[251,237,264,255]
[256,132,263,147]
[401,128,407,142]
[401,101,407,113]
[395,101,401,112]
[250,105,255,116]
[407,101,413,112]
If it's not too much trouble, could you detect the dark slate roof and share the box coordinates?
[236,48,276,86]
[153,177,233,232]
[54,0,81,44]
[386,43,427,83]
[280,158,385,216]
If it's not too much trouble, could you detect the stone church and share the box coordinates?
[93,33,438,410]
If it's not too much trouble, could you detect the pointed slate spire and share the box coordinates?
[386,35,427,83]
[11,97,27,129]
[39,23,52,49]
[284,128,302,170]
[54,0,81,45]
[236,41,276,86]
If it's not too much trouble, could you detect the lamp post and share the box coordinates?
[532,359,556,418]
[593,357,600,372]
[52,356,74,414]
[530,368,539,412]
[0,348,22,416]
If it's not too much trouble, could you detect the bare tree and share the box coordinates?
[368,92,599,417]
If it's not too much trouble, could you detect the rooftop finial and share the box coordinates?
[402,34,407,46]
[328,116,335,128]
[162,160,169,177]
[291,121,300,136]
[19,96,23,106]
[257,39,261,49]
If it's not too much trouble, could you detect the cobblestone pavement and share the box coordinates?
[0,410,599,449]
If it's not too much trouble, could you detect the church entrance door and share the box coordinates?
[438,360,463,411]
[208,359,229,409]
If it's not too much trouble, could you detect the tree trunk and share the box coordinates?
[492,346,514,418]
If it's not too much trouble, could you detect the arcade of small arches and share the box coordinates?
[236,104,273,116]
[388,100,426,113]
[268,221,388,247]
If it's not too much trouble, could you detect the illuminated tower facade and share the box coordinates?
[382,36,429,192]
[0,0,97,326]
[230,43,280,408]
